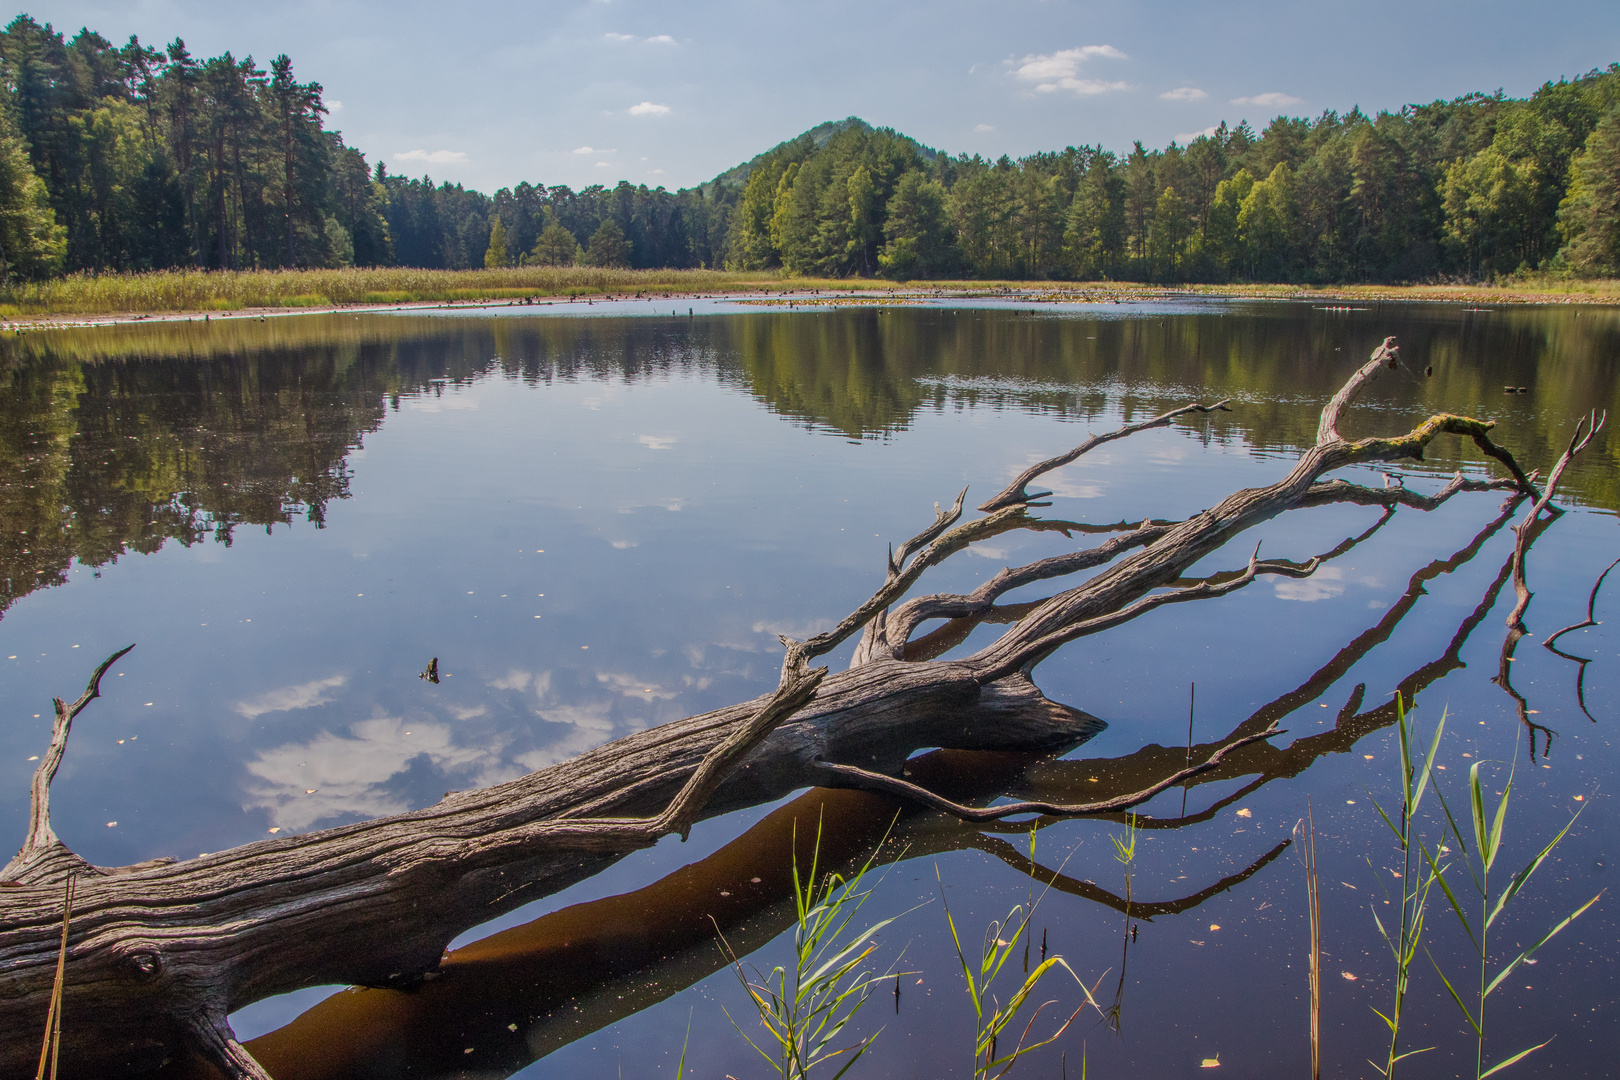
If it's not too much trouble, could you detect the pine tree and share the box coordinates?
[528,222,579,266]
[484,217,510,268]
[583,218,631,267]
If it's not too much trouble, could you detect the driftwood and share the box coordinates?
[0,336,1568,1078]
[226,485,1539,1079]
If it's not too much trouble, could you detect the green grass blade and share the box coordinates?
[1487,806,1586,930]
[1423,945,1482,1034]
[1484,767,1513,872]
[1485,892,1603,998]
[1367,793,1405,843]
[1478,1038,1554,1078]
[1430,769,1484,895]
[1396,693,1413,801]
[1470,761,1489,860]
[1420,842,1479,954]
[675,1010,693,1080]
[1410,706,1447,814]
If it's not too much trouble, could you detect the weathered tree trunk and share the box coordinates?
[0,337,1587,1078]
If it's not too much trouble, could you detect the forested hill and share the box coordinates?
[0,14,1617,284]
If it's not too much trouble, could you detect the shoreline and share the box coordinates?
[3,279,1616,332]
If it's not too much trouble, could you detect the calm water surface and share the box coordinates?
[1,299,1616,1078]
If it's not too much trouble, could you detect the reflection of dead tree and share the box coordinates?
[970,497,1524,830]
[1505,410,1605,631]
[1544,556,1620,723]
[228,765,1287,1080]
[1494,411,1605,760]
[0,337,1572,1078]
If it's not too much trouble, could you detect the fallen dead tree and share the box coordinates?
[0,337,1592,1078]
[229,494,1545,1079]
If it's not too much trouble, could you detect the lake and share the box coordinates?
[1,296,1616,1078]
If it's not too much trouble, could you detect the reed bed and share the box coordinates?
[4,267,1614,319]
[0,267,834,317]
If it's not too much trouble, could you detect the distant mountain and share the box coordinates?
[701,117,941,197]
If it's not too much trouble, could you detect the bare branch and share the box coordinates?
[979,399,1232,513]
[980,547,1319,679]
[891,487,967,575]
[7,645,135,879]
[1317,336,1399,445]
[1507,408,1605,630]
[875,523,1172,662]
[184,1014,275,1080]
[854,489,968,666]
[814,727,1282,822]
[1298,472,1519,512]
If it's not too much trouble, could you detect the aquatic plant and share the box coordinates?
[717,819,903,1080]
[1365,694,1447,1077]
[1364,694,1602,1078]
[937,855,1102,1080]
[1292,799,1322,1080]
[1425,756,1601,1077]
[0,265,843,317]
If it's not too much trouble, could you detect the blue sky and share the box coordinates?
[29,0,1620,193]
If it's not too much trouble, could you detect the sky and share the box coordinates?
[25,0,1620,194]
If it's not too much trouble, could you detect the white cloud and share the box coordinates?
[752,618,835,641]
[610,539,639,548]
[638,434,676,450]
[235,675,346,720]
[245,715,496,830]
[596,161,612,167]
[1160,86,1207,101]
[604,31,635,42]
[646,34,676,44]
[1178,125,1221,143]
[490,669,537,692]
[1274,566,1347,602]
[629,101,671,116]
[573,145,595,154]
[393,149,468,164]
[595,670,696,700]
[974,123,995,132]
[1006,455,1102,500]
[327,99,343,112]
[652,167,665,174]
[1010,46,1127,95]
[1231,91,1303,107]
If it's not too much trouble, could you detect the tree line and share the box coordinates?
[0,14,1616,283]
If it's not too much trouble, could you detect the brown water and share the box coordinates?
[0,297,1615,1078]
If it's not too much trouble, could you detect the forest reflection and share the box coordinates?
[2,303,1617,622]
